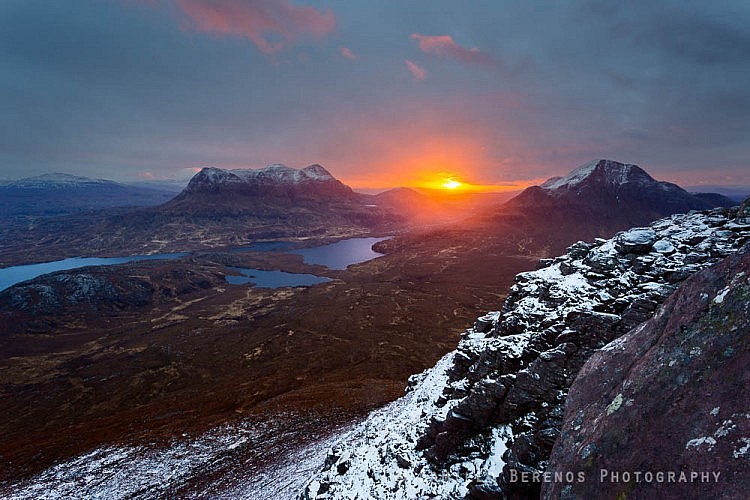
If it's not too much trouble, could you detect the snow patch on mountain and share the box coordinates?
[217,164,336,184]
[541,159,643,190]
[4,414,352,500]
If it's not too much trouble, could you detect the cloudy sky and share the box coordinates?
[1,0,749,190]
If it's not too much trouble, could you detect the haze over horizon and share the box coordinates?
[1,1,749,190]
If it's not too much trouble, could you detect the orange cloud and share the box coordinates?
[410,33,496,66]
[405,59,426,81]
[175,0,335,54]
[340,46,356,60]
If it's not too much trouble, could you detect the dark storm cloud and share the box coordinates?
[0,0,748,187]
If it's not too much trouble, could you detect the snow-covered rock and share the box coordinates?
[302,205,750,499]
[299,353,511,500]
[614,227,657,254]
[194,164,336,187]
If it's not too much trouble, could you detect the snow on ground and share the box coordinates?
[300,353,513,499]
[3,415,353,500]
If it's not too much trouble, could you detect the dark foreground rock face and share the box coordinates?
[543,245,750,499]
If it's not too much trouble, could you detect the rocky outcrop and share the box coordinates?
[301,206,750,499]
[543,244,750,499]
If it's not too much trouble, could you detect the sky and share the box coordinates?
[1,0,749,191]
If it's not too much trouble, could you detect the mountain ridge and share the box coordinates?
[168,164,355,208]
[301,204,750,499]
[0,173,177,218]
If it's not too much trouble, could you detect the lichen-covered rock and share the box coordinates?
[543,245,750,499]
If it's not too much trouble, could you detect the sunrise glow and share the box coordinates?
[442,178,462,190]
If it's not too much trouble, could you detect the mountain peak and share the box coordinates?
[301,164,335,181]
[188,164,341,187]
[187,167,243,188]
[541,159,653,191]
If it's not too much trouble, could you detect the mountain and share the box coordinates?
[686,184,750,202]
[692,191,739,208]
[154,163,411,239]
[169,164,356,207]
[300,203,750,499]
[0,173,177,217]
[498,159,735,235]
[3,172,116,189]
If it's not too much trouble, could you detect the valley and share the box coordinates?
[0,238,538,485]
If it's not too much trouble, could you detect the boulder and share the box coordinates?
[614,227,657,254]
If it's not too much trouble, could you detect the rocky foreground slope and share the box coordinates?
[301,204,750,499]
[544,223,750,498]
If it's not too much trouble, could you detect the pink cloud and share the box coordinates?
[409,33,496,66]
[405,60,426,81]
[175,0,335,54]
[137,171,156,179]
[340,46,356,60]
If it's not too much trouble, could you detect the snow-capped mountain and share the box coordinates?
[301,203,750,499]
[503,159,734,231]
[540,159,658,190]
[176,164,354,201]
[152,163,407,237]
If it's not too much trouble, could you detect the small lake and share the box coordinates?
[225,236,388,288]
[0,237,388,292]
[0,253,189,292]
[288,237,388,270]
[225,267,332,288]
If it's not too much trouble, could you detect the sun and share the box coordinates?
[441,178,462,190]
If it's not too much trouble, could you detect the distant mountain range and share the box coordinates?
[685,184,750,201]
[0,173,179,217]
[0,164,425,265]
[0,160,740,267]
